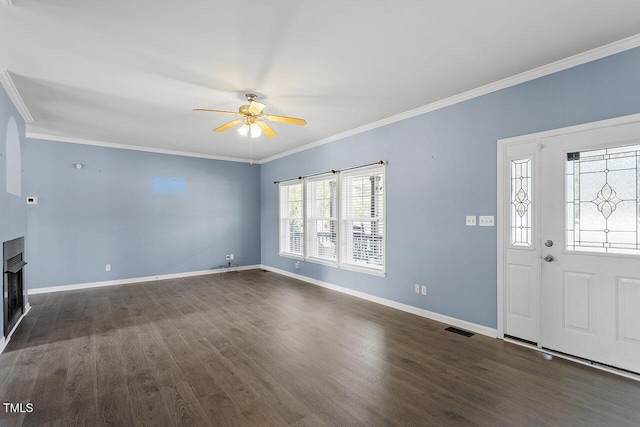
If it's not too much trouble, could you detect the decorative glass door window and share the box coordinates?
[566,143,640,255]
[511,158,533,247]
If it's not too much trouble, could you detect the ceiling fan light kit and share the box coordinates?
[238,123,262,138]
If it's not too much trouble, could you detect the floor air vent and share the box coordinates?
[445,327,475,337]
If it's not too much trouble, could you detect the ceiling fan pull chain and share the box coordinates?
[250,133,253,166]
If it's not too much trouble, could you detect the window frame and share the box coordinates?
[277,164,386,277]
[305,174,339,265]
[339,165,386,276]
[278,180,305,259]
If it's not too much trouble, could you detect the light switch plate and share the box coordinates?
[479,216,495,227]
[466,215,476,226]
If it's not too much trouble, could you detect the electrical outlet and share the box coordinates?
[295,261,300,270]
[466,215,476,226]
[414,284,420,294]
[225,254,230,261]
[105,264,111,272]
[421,285,427,295]
[229,253,234,260]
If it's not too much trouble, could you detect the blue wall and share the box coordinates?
[260,47,640,329]
[23,140,261,289]
[0,85,28,329]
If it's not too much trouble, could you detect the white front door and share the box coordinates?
[539,121,640,373]
[500,115,640,374]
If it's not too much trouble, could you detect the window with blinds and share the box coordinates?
[340,167,384,271]
[278,163,385,275]
[306,176,338,262]
[279,181,304,257]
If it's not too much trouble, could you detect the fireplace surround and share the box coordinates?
[3,236,26,338]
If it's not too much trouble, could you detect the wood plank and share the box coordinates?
[125,368,171,426]
[1,270,638,427]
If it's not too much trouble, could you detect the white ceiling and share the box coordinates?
[1,1,640,162]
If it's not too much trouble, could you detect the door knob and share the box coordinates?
[545,240,553,247]
[544,255,554,262]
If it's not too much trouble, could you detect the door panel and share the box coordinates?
[508,265,533,318]
[562,271,594,333]
[617,277,640,344]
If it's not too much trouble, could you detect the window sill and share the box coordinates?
[306,256,338,268]
[279,253,386,277]
[278,252,304,260]
[339,263,386,277]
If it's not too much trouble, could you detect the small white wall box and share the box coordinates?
[26,196,38,205]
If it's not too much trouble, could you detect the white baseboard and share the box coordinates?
[260,265,498,338]
[0,303,32,355]
[24,264,497,338]
[27,265,261,295]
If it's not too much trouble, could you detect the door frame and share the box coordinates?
[497,112,640,339]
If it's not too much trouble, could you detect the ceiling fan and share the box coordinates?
[194,94,306,138]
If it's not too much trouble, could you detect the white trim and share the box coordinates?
[498,112,640,146]
[504,338,640,382]
[0,303,31,355]
[338,263,386,277]
[0,70,34,123]
[260,33,640,164]
[497,141,505,338]
[304,256,338,268]
[278,252,304,261]
[25,131,257,164]
[260,264,497,338]
[27,265,261,295]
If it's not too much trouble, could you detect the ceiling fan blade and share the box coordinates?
[213,118,244,132]
[248,101,266,115]
[194,109,243,116]
[263,114,307,126]
[255,121,277,138]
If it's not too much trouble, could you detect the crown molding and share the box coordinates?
[0,70,34,123]
[25,130,260,164]
[259,32,640,163]
[0,0,13,6]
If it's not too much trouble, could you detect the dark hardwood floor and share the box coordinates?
[0,270,638,426]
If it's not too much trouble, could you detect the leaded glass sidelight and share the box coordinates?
[566,143,640,255]
[511,158,533,246]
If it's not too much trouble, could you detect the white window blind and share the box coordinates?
[340,166,384,272]
[277,162,385,276]
[306,176,338,262]
[279,181,304,257]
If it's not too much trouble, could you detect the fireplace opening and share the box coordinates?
[3,237,26,338]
